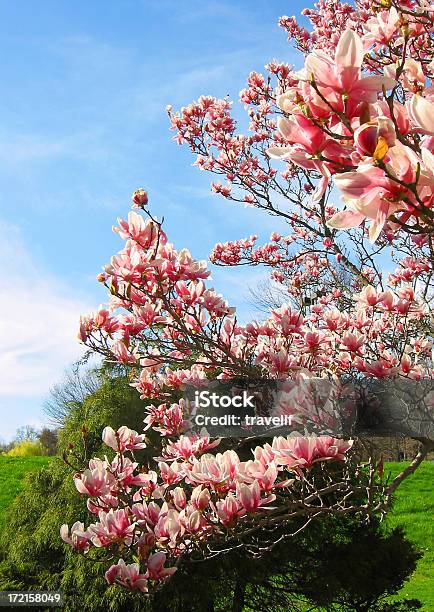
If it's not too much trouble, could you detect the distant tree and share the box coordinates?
[43,365,101,426]
[14,426,39,443]
[0,439,12,454]
[38,428,59,456]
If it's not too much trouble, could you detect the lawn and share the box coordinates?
[0,455,52,531]
[385,461,434,611]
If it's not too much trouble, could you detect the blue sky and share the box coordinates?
[0,0,308,441]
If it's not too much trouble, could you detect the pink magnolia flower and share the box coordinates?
[153,509,184,545]
[105,558,148,592]
[236,480,275,513]
[215,493,244,526]
[327,165,403,242]
[271,435,352,468]
[188,451,240,491]
[87,494,119,516]
[363,7,399,46]
[179,505,206,534]
[190,485,211,511]
[89,508,135,547]
[270,305,304,335]
[171,487,187,511]
[341,331,365,354]
[131,501,162,529]
[365,359,397,378]
[60,522,91,552]
[237,459,279,491]
[177,248,210,281]
[329,139,432,242]
[111,340,138,364]
[303,29,396,102]
[175,280,205,305]
[272,435,317,468]
[269,348,296,375]
[252,444,276,468]
[102,425,147,452]
[114,212,165,249]
[355,286,381,307]
[134,302,166,326]
[277,81,344,120]
[158,461,184,485]
[353,117,396,158]
[162,435,221,461]
[74,458,114,497]
[110,456,155,488]
[372,100,410,136]
[146,552,177,581]
[274,114,328,156]
[384,59,425,91]
[145,400,190,437]
[202,288,236,317]
[267,115,340,200]
[131,188,149,208]
[314,436,354,460]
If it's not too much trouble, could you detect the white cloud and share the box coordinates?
[0,221,91,398]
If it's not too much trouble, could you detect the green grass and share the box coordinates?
[0,455,52,531]
[385,461,434,611]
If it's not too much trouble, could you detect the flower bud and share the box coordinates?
[131,188,148,208]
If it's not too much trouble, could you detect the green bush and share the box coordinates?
[0,372,147,612]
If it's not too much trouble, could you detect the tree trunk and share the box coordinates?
[231,577,247,612]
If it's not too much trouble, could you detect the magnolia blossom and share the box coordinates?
[271,435,353,468]
[328,141,433,241]
[146,552,177,581]
[105,559,148,592]
[89,509,135,547]
[74,458,114,497]
[363,7,400,46]
[236,481,275,513]
[302,30,396,101]
[60,522,91,552]
[102,426,147,452]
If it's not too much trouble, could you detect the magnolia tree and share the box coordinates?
[62,0,434,598]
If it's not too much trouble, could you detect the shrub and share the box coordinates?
[0,372,147,611]
[7,440,47,457]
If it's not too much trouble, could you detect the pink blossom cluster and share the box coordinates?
[62,429,353,591]
[78,208,431,416]
[268,25,434,242]
[170,0,434,243]
[67,205,432,593]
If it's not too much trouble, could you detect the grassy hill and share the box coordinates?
[385,461,434,610]
[0,456,52,531]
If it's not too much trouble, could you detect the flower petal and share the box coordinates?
[335,30,364,71]
[266,146,294,159]
[326,210,365,229]
[408,95,434,135]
